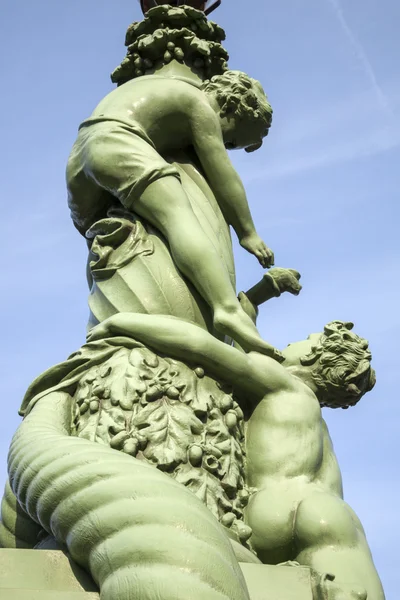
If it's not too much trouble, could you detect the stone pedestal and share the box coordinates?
[240,563,313,600]
[0,549,97,599]
[0,550,314,599]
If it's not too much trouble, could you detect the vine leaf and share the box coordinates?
[95,407,126,446]
[175,464,233,521]
[133,398,204,470]
[220,437,242,498]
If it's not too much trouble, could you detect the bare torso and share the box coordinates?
[244,378,343,563]
[87,76,213,153]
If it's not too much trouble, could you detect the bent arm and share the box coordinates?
[90,313,275,400]
[190,107,257,241]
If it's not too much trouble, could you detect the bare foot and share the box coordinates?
[214,306,284,362]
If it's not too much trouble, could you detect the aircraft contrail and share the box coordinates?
[326,0,390,113]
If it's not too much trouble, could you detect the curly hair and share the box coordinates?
[202,70,273,134]
[301,321,376,409]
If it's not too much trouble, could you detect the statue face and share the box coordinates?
[283,328,375,410]
[205,72,272,151]
[222,85,272,151]
[222,115,269,152]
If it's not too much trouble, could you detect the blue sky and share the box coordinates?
[1,0,399,596]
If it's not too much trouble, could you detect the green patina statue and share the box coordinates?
[67,68,278,358]
[0,4,385,600]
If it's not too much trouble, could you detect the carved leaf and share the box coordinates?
[220,437,242,498]
[175,464,233,521]
[190,377,214,419]
[133,398,204,470]
[94,407,126,446]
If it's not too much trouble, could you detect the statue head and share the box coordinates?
[202,70,273,152]
[283,321,376,409]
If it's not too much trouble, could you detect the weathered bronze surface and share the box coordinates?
[1,5,385,600]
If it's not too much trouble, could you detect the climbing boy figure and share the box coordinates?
[67,70,282,359]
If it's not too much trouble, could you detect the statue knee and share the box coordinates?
[294,492,359,551]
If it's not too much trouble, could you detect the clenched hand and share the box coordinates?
[240,233,275,268]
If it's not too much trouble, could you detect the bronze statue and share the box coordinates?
[0,5,386,600]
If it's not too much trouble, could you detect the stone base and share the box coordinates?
[0,549,314,599]
[240,563,313,600]
[0,549,97,594]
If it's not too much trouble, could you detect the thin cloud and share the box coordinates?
[326,0,390,114]
[243,123,400,184]
[237,84,400,184]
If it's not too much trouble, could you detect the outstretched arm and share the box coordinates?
[87,313,290,401]
[190,106,274,268]
[238,268,303,325]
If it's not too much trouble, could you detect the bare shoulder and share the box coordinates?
[144,77,211,108]
[93,77,207,112]
[178,85,219,124]
[321,418,331,437]
[144,78,218,127]
[247,352,300,395]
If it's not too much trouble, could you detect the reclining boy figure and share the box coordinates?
[67,70,282,359]
[87,301,384,599]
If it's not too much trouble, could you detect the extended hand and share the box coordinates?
[240,233,275,268]
[268,267,302,296]
[244,267,302,307]
[86,321,113,343]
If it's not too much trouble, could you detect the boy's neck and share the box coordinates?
[144,60,205,87]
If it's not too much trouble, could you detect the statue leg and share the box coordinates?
[133,176,282,359]
[67,125,280,357]
[294,492,385,600]
[8,391,250,600]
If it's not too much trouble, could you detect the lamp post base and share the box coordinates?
[0,549,317,600]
